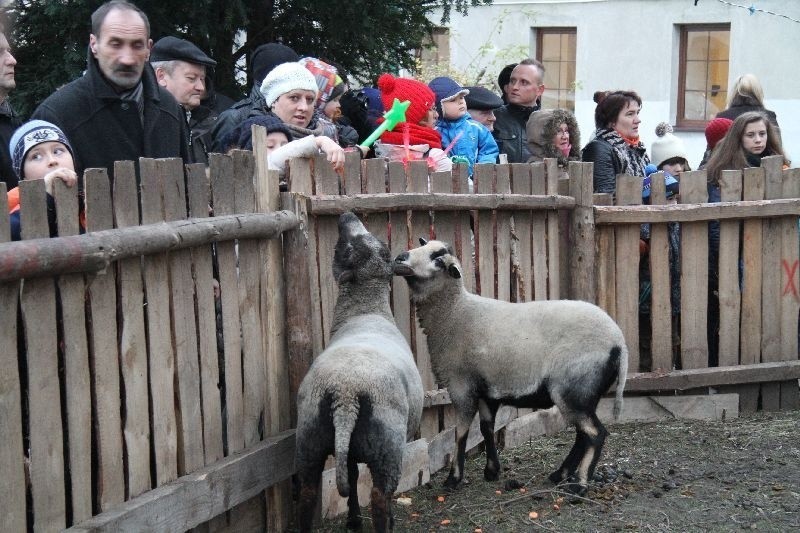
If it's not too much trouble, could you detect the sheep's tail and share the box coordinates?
[612,345,628,420]
[333,395,360,498]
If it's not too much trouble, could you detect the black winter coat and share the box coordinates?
[211,85,265,152]
[492,103,538,163]
[0,100,22,189]
[32,49,190,181]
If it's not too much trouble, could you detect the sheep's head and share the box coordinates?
[333,212,393,284]
[393,238,463,300]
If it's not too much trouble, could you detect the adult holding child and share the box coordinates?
[32,0,190,181]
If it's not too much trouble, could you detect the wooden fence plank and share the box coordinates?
[288,157,324,357]
[495,164,511,302]
[84,169,126,509]
[558,178,571,295]
[760,157,784,410]
[474,164,495,298]
[454,165,475,293]
[568,162,596,303]
[739,167,765,413]
[510,164,532,302]
[717,171,743,367]
[343,150,362,194]
[780,167,800,409]
[679,171,709,370]
[544,159,561,299]
[21,180,66,530]
[140,160,180,483]
[387,161,412,346]
[614,174,641,371]
[647,172,673,372]
[0,182,25,532]
[594,193,617,321]
[112,161,152,498]
[231,151,266,449]
[51,180,93,521]
[530,163,548,300]
[186,164,224,464]
[314,153,341,348]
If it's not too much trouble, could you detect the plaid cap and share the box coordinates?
[9,120,74,180]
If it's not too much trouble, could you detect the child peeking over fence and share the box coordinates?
[7,120,81,240]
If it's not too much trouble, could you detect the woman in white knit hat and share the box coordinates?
[260,61,321,129]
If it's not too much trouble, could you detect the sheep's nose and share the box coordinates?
[395,252,409,262]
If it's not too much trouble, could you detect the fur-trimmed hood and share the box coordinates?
[526,109,581,165]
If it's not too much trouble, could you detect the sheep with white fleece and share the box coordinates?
[393,239,628,495]
[295,213,424,532]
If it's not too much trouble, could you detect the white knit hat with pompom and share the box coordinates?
[650,122,688,169]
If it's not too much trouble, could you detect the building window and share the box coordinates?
[677,24,730,128]
[419,27,450,71]
[536,28,576,112]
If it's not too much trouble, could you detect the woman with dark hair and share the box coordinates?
[581,90,649,195]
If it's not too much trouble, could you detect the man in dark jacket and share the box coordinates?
[150,36,218,164]
[0,29,21,190]
[492,59,545,163]
[32,1,190,182]
[210,42,299,152]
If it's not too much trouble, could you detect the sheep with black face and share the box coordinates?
[393,239,627,495]
[295,213,424,532]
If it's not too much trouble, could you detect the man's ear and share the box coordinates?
[155,68,167,86]
[89,34,98,56]
[146,38,153,60]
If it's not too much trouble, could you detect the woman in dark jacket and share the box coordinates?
[526,108,581,176]
[581,90,649,196]
[715,74,780,133]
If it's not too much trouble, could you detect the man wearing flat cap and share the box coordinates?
[465,86,504,133]
[151,35,218,164]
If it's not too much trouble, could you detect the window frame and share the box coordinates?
[535,27,577,112]
[676,23,731,130]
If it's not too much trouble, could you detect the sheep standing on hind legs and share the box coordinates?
[393,239,628,496]
[295,213,424,532]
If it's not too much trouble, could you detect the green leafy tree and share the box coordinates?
[8,0,491,117]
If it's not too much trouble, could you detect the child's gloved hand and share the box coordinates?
[451,155,469,165]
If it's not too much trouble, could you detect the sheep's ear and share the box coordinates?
[419,237,428,246]
[338,270,355,283]
[447,264,461,279]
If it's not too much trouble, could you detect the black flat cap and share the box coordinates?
[151,36,216,67]
[465,86,504,110]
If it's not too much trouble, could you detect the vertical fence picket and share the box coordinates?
[779,167,800,409]
[530,163,548,300]
[648,171,674,372]
[717,170,743,367]
[454,165,475,292]
[495,164,512,302]
[510,164,532,302]
[112,161,152,498]
[0,182,25,532]
[388,161,412,345]
[544,158,561,299]
[614,174,641,371]
[760,157,784,410]
[474,164,495,298]
[314,153,341,348]
[186,163,224,463]
[84,170,126,510]
[594,193,616,320]
[139,159,179,484]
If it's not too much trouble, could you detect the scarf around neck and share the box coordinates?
[596,127,650,179]
[380,121,442,149]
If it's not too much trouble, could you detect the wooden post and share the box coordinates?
[568,161,596,303]
[530,163,548,300]
[613,173,641,372]
[544,158,561,299]
[594,193,616,321]
[779,167,800,409]
[474,164,496,298]
[647,172,673,372]
[510,164,532,302]
[717,170,743,367]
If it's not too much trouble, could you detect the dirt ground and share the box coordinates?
[318,410,800,532]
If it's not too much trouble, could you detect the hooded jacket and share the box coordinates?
[435,113,499,176]
[32,47,190,181]
[526,109,581,170]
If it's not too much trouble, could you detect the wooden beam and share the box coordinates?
[625,361,800,392]
[67,430,295,533]
[0,211,299,281]
[594,198,800,225]
[308,192,576,214]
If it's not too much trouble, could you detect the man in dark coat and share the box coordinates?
[0,29,21,190]
[151,36,218,164]
[32,1,190,182]
[492,59,545,163]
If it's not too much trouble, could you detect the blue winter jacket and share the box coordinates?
[435,113,499,176]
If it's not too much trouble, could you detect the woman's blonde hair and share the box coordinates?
[705,111,787,186]
[727,74,765,108]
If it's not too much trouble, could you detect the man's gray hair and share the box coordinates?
[91,1,150,37]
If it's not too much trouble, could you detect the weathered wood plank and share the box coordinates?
[717,170,743,367]
[647,171,674,372]
[760,158,783,410]
[474,164,495,298]
[679,171,709,369]
[314,153,341,348]
[186,163,224,464]
[779,168,800,409]
[0,182,25,532]
[614,174,641,371]
[388,161,412,345]
[594,197,800,224]
[625,361,800,391]
[510,164,532,302]
[544,158,561,299]
[51,180,93,521]
[140,159,180,483]
[595,193,616,320]
[530,163,547,300]
[112,161,152,498]
[309,192,575,214]
[568,161,596,303]
[454,164,475,293]
[67,430,295,533]
[495,164,511,301]
[84,169,126,508]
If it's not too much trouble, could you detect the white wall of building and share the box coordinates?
[439,0,799,169]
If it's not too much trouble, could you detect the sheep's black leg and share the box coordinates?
[445,394,477,489]
[296,461,324,532]
[369,444,401,533]
[478,398,501,481]
[345,454,362,530]
[571,414,608,495]
[548,427,587,485]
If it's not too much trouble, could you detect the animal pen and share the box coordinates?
[1,130,799,531]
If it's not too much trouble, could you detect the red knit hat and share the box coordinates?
[705,117,733,149]
[377,73,435,125]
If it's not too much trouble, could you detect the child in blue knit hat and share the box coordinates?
[7,120,79,240]
[428,76,499,178]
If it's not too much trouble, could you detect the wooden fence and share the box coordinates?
[1,133,799,532]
